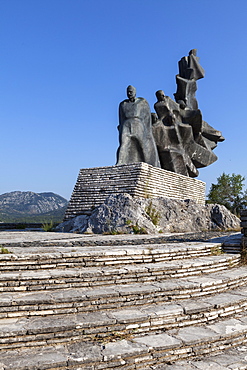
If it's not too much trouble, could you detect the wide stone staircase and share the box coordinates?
[0,232,247,369]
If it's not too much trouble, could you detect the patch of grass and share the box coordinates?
[125,219,147,234]
[145,201,161,226]
[210,245,224,255]
[131,223,147,234]
[103,226,124,235]
[108,229,121,235]
[0,246,11,254]
[42,221,55,232]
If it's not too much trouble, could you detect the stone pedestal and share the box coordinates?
[241,210,247,247]
[64,162,205,220]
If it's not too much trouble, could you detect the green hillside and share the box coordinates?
[0,191,68,223]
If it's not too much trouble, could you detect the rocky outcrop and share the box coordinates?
[57,193,240,234]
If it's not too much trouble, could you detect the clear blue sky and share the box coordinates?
[1,0,246,200]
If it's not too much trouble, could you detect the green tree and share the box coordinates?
[207,173,247,215]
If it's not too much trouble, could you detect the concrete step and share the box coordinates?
[0,231,244,369]
[1,285,247,351]
[222,233,242,254]
[222,246,242,254]
[1,266,247,319]
[1,312,247,369]
[150,346,247,369]
[0,254,240,292]
[0,242,220,271]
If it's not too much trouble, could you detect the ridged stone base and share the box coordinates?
[64,162,205,220]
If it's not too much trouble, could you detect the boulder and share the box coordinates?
[57,193,240,234]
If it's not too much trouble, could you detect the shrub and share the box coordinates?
[0,246,11,254]
[131,223,147,234]
[42,221,55,232]
[145,201,161,226]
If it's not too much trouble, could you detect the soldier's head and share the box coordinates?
[178,100,186,109]
[155,90,165,102]
[127,85,136,101]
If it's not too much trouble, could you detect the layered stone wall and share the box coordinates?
[241,209,247,247]
[64,162,205,220]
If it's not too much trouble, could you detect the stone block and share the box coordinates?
[134,332,181,349]
[64,163,205,220]
[102,339,148,360]
[175,325,219,344]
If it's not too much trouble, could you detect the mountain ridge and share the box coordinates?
[0,191,68,223]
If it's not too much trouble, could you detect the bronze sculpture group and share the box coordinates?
[116,49,224,178]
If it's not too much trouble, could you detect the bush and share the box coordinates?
[145,201,161,226]
[0,246,11,254]
[42,221,55,232]
[207,173,247,216]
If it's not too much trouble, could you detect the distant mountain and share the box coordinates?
[0,191,68,223]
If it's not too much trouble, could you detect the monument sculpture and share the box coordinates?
[64,49,222,222]
[152,90,199,177]
[116,50,224,177]
[174,48,205,110]
[116,85,161,167]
